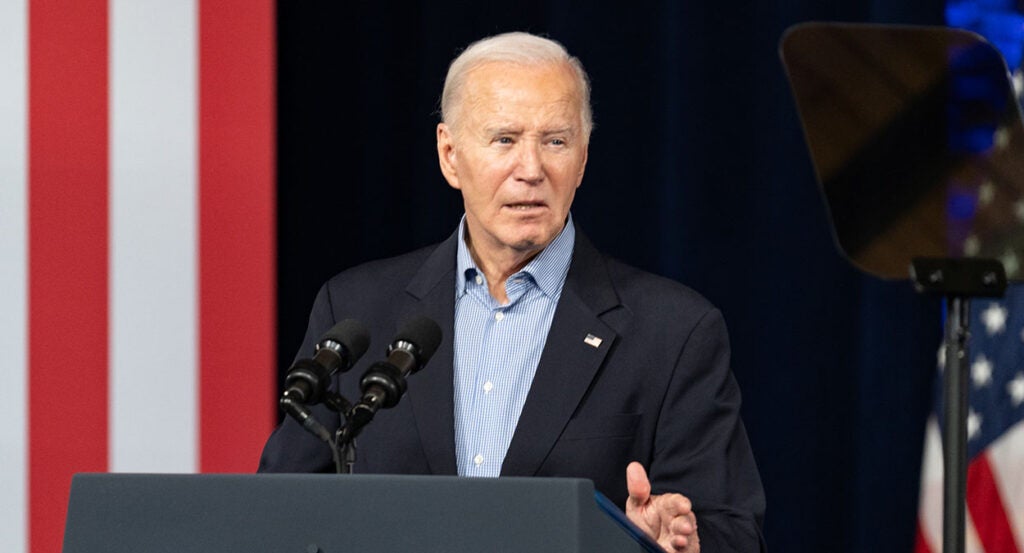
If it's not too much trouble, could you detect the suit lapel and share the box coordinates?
[399,226,622,477]
[500,230,621,477]
[403,232,459,475]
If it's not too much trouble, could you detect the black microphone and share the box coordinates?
[280,319,371,406]
[347,316,442,432]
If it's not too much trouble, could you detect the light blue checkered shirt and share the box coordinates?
[453,215,575,477]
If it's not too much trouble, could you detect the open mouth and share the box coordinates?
[505,202,546,211]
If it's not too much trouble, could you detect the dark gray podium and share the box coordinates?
[62,473,661,553]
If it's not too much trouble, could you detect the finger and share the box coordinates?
[673,521,700,552]
[652,492,693,518]
[669,513,696,536]
[625,461,651,507]
[670,534,690,551]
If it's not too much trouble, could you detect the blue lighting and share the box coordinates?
[947,42,1007,153]
[947,190,978,220]
[947,0,1024,68]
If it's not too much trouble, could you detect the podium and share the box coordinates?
[61,473,661,552]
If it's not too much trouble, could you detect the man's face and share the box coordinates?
[437,61,588,260]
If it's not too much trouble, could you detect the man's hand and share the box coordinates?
[625,462,700,553]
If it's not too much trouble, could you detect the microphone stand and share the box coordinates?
[321,391,357,474]
[281,390,356,474]
[281,383,398,475]
[283,319,439,474]
[335,426,357,475]
[320,391,353,474]
[334,402,378,475]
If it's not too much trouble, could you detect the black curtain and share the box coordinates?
[276,2,946,552]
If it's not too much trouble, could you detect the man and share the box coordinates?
[260,31,766,553]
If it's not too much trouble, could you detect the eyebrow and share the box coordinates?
[484,126,577,136]
[485,126,523,136]
[542,127,576,136]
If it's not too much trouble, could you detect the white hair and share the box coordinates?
[440,31,593,139]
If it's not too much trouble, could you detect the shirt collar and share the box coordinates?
[455,214,575,300]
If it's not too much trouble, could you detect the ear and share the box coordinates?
[575,143,589,188]
[436,123,460,190]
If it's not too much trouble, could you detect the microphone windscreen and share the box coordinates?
[322,319,371,360]
[396,316,443,363]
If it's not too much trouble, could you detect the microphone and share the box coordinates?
[347,316,442,432]
[280,319,371,406]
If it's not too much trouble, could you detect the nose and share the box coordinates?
[514,141,544,184]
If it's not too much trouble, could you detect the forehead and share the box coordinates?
[460,61,582,127]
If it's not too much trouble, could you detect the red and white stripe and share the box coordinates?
[916,418,1024,553]
[1,2,275,552]
[0,2,29,553]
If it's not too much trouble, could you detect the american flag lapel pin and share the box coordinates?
[584,333,603,348]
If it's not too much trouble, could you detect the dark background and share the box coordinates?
[276,2,946,552]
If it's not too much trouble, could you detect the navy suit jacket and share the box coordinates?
[260,225,766,552]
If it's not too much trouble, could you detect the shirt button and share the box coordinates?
[474,454,484,466]
[483,381,494,394]
[495,312,504,321]
[474,275,483,285]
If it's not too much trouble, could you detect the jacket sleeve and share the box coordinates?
[650,307,767,552]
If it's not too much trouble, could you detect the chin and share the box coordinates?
[508,240,543,253]
[494,222,561,252]
[505,233,556,253]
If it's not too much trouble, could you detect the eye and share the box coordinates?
[496,136,513,144]
[548,138,566,146]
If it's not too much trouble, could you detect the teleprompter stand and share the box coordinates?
[780,22,1024,553]
[910,257,1006,553]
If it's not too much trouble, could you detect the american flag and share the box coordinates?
[916,285,1024,552]
[0,2,275,553]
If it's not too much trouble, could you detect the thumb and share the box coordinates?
[626,461,651,510]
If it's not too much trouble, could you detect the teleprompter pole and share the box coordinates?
[942,297,969,553]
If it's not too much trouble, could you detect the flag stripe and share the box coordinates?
[28,1,109,552]
[0,1,27,552]
[967,511,988,553]
[918,418,945,552]
[967,453,1020,553]
[985,421,1024,552]
[198,0,276,472]
[915,523,933,553]
[13,3,276,550]
[109,0,198,473]
[919,415,1024,553]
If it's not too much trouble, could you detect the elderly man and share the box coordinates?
[260,31,766,553]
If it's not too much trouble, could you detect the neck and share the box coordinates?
[465,236,541,305]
